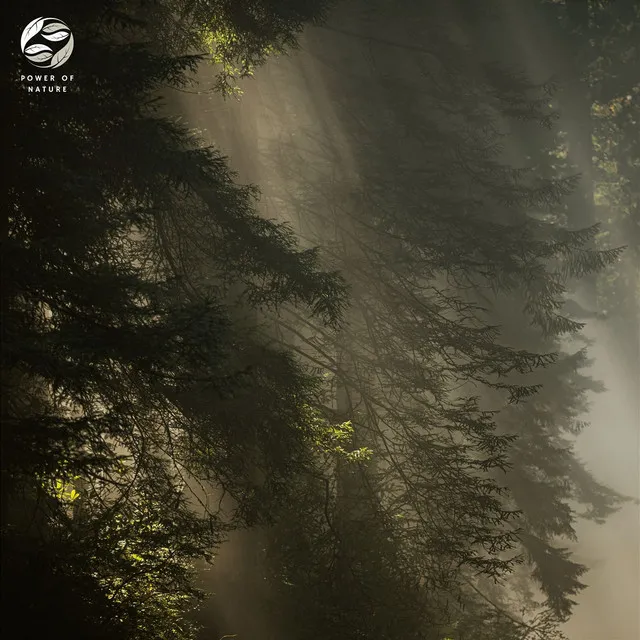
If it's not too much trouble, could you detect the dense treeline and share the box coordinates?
[2,1,637,640]
[4,2,345,638]
[242,2,628,637]
[472,0,639,368]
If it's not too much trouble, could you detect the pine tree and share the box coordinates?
[445,0,637,619]
[113,0,336,95]
[224,0,625,633]
[3,2,346,638]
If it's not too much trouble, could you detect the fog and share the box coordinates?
[489,3,640,636]
[167,4,639,638]
[563,316,639,640]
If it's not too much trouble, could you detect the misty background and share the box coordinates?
[170,3,639,638]
[5,2,639,640]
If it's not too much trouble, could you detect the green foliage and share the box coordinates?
[118,0,336,95]
[313,419,373,461]
[4,1,635,639]
[3,1,345,638]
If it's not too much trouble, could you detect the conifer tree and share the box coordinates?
[3,2,346,638]
[235,0,625,633]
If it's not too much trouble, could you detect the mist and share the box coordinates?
[167,3,639,639]
[562,317,639,639]
[6,2,637,639]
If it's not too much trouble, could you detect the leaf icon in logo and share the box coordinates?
[25,43,53,55]
[42,21,68,33]
[27,51,54,63]
[21,17,74,68]
[42,30,70,42]
[21,17,44,51]
[50,36,74,69]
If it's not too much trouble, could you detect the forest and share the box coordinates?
[3,1,639,639]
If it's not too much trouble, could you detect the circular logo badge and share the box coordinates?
[21,17,74,69]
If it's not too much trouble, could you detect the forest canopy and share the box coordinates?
[3,1,637,640]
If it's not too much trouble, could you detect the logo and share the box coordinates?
[21,17,74,69]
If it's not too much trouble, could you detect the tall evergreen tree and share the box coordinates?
[226,0,626,634]
[438,0,636,620]
[3,2,346,638]
[4,1,634,638]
